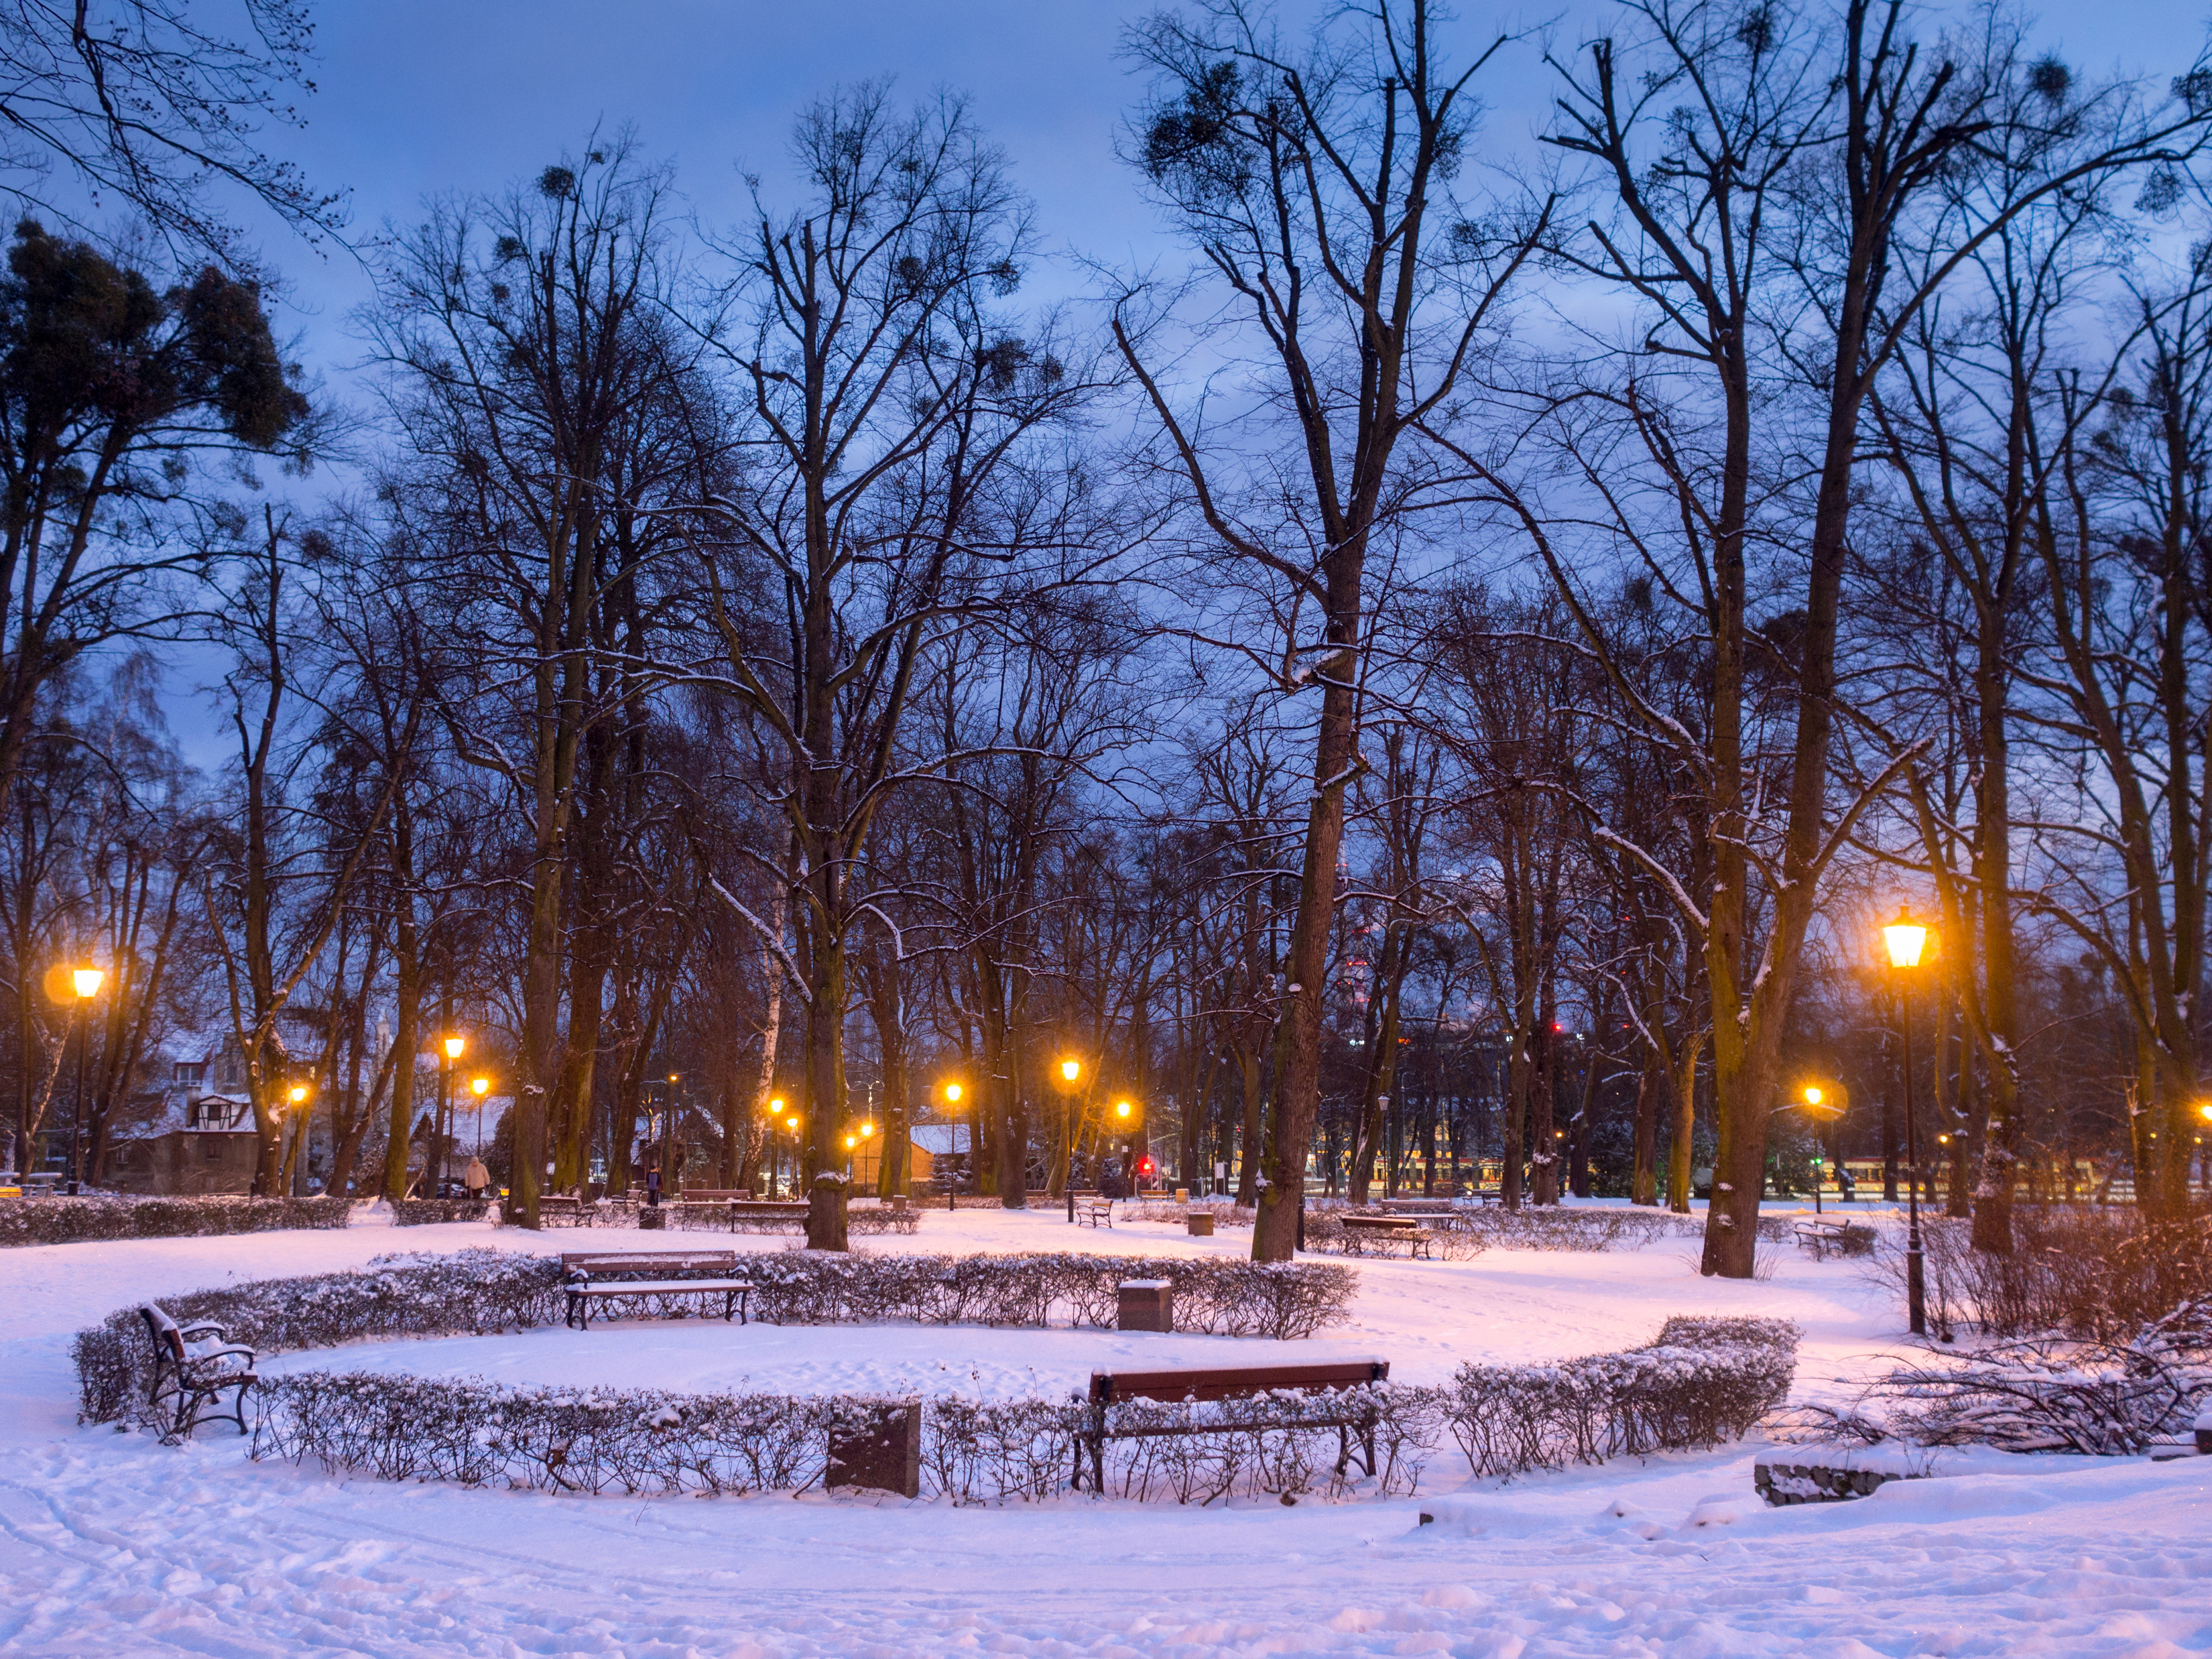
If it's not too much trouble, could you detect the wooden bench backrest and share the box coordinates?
[1343,1214,1418,1229]
[560,1251,737,1276]
[678,1190,754,1202]
[139,1303,186,1361]
[725,1201,810,1215]
[1091,1360,1388,1405]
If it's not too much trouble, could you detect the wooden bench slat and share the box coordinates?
[566,1277,753,1296]
[560,1251,739,1273]
[1092,1360,1388,1404]
[1074,1359,1394,1491]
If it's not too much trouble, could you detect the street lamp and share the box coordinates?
[66,965,103,1192]
[1056,1058,1083,1194]
[942,1082,966,1205]
[438,1035,465,1197]
[1884,906,1931,1338]
[469,1074,490,1166]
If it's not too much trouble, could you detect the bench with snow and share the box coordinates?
[560,1250,754,1329]
[139,1302,256,1442]
[1075,1196,1114,1228]
[669,1198,812,1230]
[1073,1359,1392,1493]
[534,1194,603,1227]
[1340,1215,1436,1257]
[1792,1219,1876,1259]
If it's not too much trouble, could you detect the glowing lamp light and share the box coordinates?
[71,966,103,999]
[1883,908,1929,969]
[1803,1085,1823,1108]
[944,1083,963,1104]
[770,1097,785,1113]
[443,1035,465,1060]
[860,1121,874,1138]
[288,1084,309,1105]
[845,1135,857,1150]
[470,1076,490,1097]
[786,1116,800,1132]
[1059,1059,1081,1083]
[2200,1102,2212,1122]
[1115,1101,1131,1120]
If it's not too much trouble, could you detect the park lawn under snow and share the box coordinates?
[1,1206,2206,1656]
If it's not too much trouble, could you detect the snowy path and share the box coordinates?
[2,1211,2207,1656]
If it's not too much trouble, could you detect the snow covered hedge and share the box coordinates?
[73,1248,1357,1426]
[241,1312,1788,1503]
[247,1374,1438,1504]
[662,1202,922,1236]
[1,1194,349,1249]
[1135,1203,1792,1251]
[1440,1314,1800,1477]
[389,1199,495,1226]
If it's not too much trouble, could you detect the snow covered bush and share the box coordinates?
[1,1194,349,1249]
[735,1251,1354,1339]
[74,1247,566,1424]
[1811,1296,2212,1456]
[74,1249,1356,1426]
[1441,1314,1800,1477]
[664,1202,920,1236]
[252,1373,841,1493]
[1889,1209,2212,1340]
[250,1373,1438,1504]
[389,1199,495,1227]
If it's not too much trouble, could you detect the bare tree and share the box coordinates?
[1119,0,1545,1260]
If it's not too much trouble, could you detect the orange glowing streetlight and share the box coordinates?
[1884,906,1932,1337]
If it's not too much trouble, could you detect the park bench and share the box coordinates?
[560,1250,754,1329]
[535,1194,601,1227]
[1073,1359,1392,1493]
[1340,1214,1435,1258]
[1075,1196,1114,1228]
[1792,1219,1876,1260]
[667,1198,812,1230]
[139,1303,256,1442]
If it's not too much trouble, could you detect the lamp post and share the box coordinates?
[765,1097,785,1197]
[1884,907,1930,1337]
[1794,1083,1845,1215]
[942,1082,963,1210]
[469,1075,490,1181]
[286,1082,310,1194]
[664,1072,680,1198]
[440,1035,465,1197]
[66,965,103,1192]
[1056,1058,1082,1196]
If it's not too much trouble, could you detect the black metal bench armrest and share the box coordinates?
[185,1343,257,1363]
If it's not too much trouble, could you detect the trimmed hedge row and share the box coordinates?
[1443,1314,1801,1476]
[1,1194,350,1249]
[74,1247,1358,1426]
[389,1199,495,1227]
[249,1374,1438,1504]
[245,1315,1791,1503]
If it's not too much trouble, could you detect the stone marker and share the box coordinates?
[828,1401,921,1498]
[1119,1278,1173,1332]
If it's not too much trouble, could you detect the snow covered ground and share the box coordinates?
[1,1206,2207,1656]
